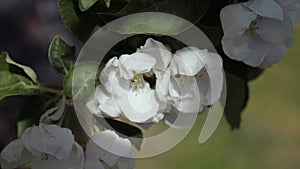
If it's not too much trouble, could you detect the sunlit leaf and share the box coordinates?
[63,61,100,101]
[1,52,37,83]
[0,72,38,101]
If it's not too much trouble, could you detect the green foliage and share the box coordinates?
[59,0,211,41]
[63,61,100,101]
[49,36,76,76]
[224,73,249,129]
[79,0,99,11]
[0,52,39,101]
[0,72,38,101]
[1,52,37,83]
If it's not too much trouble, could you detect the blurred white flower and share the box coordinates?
[276,0,300,23]
[85,130,135,169]
[220,0,294,68]
[0,124,84,169]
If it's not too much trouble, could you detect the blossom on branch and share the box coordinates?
[220,0,299,68]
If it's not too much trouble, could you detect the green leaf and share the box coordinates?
[0,72,38,101]
[0,52,9,71]
[1,52,37,83]
[79,0,99,11]
[104,118,143,150]
[224,73,249,130]
[49,36,76,76]
[104,0,111,8]
[111,13,188,35]
[104,0,211,35]
[59,0,122,42]
[17,119,35,138]
[63,61,100,101]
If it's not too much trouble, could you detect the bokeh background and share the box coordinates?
[0,0,299,168]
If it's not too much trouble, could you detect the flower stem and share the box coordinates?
[39,85,63,95]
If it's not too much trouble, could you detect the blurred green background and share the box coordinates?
[136,24,300,169]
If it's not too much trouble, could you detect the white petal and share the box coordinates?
[31,143,84,169]
[257,14,293,43]
[87,130,133,167]
[117,84,160,123]
[220,4,257,38]
[141,38,172,71]
[100,57,128,97]
[21,126,43,156]
[222,32,275,67]
[94,85,121,117]
[276,0,300,23]
[0,139,33,169]
[259,44,287,68]
[222,33,251,61]
[86,96,101,115]
[171,47,206,76]
[21,125,74,160]
[119,53,156,79]
[155,69,171,103]
[244,0,284,20]
[169,75,200,113]
[243,34,275,67]
[40,96,66,124]
[201,52,224,105]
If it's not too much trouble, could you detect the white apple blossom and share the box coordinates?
[0,124,84,169]
[84,130,135,169]
[87,38,172,123]
[220,0,296,68]
[86,38,223,125]
[161,47,223,127]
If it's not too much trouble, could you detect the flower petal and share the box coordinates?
[117,84,160,123]
[244,0,284,20]
[141,38,172,72]
[87,130,133,168]
[31,142,84,169]
[100,57,128,98]
[257,14,293,43]
[200,52,224,106]
[0,139,33,169]
[21,125,74,160]
[94,85,121,117]
[119,53,156,79]
[259,44,287,68]
[220,4,257,38]
[243,34,275,67]
[171,47,206,76]
[169,75,200,113]
[222,33,251,61]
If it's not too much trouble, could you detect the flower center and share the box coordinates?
[246,17,262,37]
[130,74,146,90]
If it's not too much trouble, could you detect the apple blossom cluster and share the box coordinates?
[86,38,224,125]
[221,0,300,68]
[0,124,135,169]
